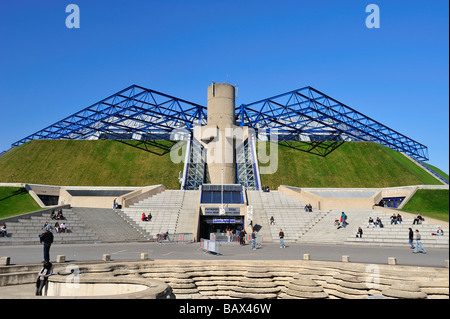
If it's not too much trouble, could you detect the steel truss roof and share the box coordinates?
[237,86,429,161]
[12,84,428,161]
[12,85,207,147]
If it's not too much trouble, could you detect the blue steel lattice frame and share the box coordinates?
[12,84,428,163]
[237,86,429,161]
[12,85,207,147]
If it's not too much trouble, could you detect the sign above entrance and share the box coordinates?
[204,207,241,215]
[213,218,236,224]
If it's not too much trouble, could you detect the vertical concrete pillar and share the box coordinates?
[205,82,237,184]
[56,255,66,263]
[388,257,397,265]
[0,257,10,266]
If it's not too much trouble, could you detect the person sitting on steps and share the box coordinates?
[413,213,424,225]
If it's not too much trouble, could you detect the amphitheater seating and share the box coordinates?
[345,212,449,248]
[1,189,448,249]
[0,208,100,245]
[119,190,185,239]
[247,190,328,243]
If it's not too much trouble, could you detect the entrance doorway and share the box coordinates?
[199,216,244,241]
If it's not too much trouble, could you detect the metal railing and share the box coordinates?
[200,238,221,254]
[155,233,194,244]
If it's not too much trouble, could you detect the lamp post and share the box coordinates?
[220,168,225,215]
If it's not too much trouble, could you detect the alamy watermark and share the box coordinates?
[365,264,380,289]
[365,4,380,29]
[65,264,80,289]
[169,127,279,175]
[65,4,80,29]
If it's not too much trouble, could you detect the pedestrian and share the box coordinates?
[279,229,286,248]
[0,224,7,237]
[356,227,363,238]
[413,229,427,254]
[390,214,398,225]
[35,261,53,296]
[39,228,54,262]
[432,227,444,236]
[413,213,424,225]
[408,228,415,249]
[251,230,257,250]
[340,212,348,228]
[239,228,246,246]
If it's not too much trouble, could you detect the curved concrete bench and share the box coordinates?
[46,275,173,299]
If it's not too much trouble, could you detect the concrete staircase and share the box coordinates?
[175,191,200,236]
[298,209,449,249]
[0,208,100,246]
[73,207,148,242]
[246,191,272,242]
[247,190,329,243]
[345,212,449,248]
[299,210,372,245]
[119,190,187,240]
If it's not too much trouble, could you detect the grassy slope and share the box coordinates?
[0,140,184,189]
[0,140,444,190]
[0,187,41,218]
[424,163,449,181]
[0,140,446,221]
[260,141,442,189]
[401,189,449,222]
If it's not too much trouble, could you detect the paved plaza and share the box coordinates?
[1,241,448,268]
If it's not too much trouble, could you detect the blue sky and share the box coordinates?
[0,0,448,174]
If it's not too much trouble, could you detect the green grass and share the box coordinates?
[379,145,445,185]
[401,189,449,222]
[0,140,444,190]
[424,163,449,181]
[0,140,184,189]
[259,141,443,189]
[0,187,41,219]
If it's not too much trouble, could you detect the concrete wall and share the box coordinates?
[278,185,448,211]
[118,184,165,208]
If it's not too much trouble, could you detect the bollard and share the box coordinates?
[0,257,11,266]
[56,255,66,263]
[303,253,311,261]
[102,254,111,262]
[342,255,350,263]
[388,257,397,265]
[140,253,148,260]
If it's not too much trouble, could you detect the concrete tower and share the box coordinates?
[194,82,248,184]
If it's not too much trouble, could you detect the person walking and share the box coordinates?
[413,229,427,254]
[35,261,53,296]
[408,228,415,249]
[340,212,348,228]
[239,228,246,246]
[39,228,54,262]
[279,229,286,248]
[251,230,257,250]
